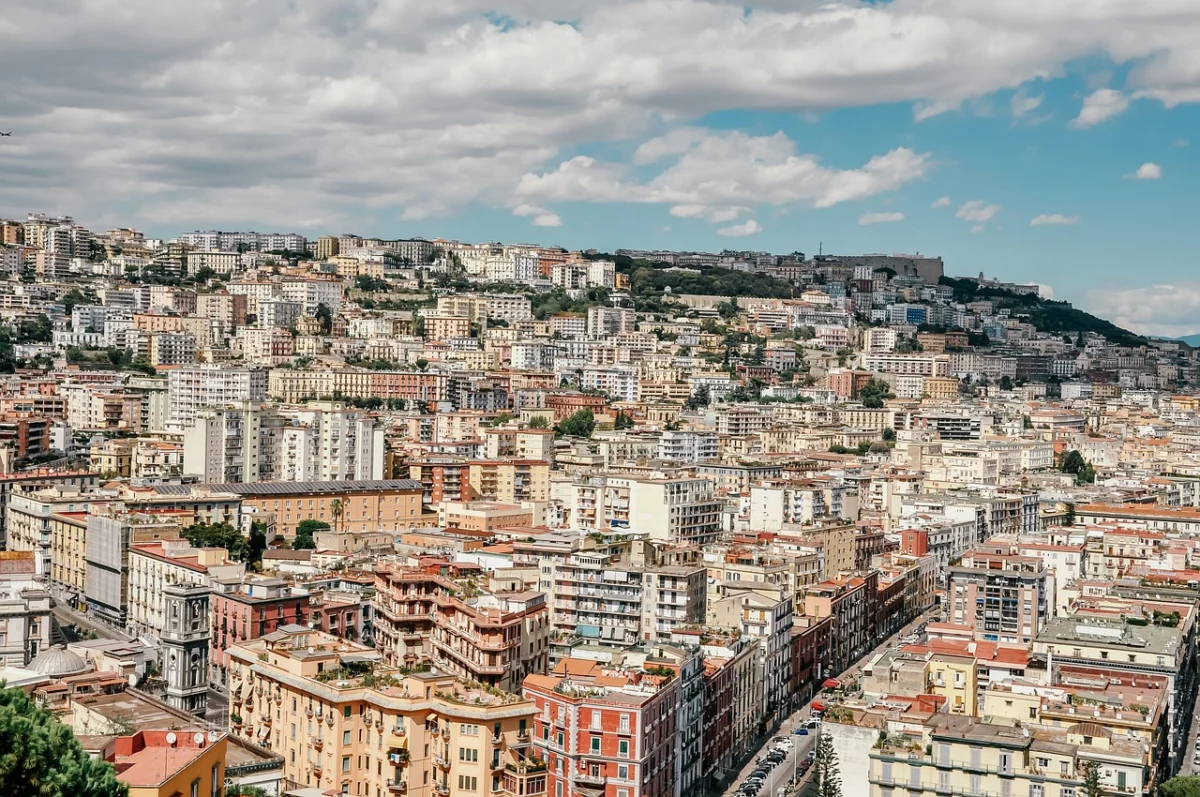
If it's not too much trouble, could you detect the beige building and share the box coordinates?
[49,510,90,605]
[468,461,550,503]
[227,626,541,797]
[127,540,243,640]
[869,713,1148,797]
[373,567,550,692]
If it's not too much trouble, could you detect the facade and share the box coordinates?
[210,577,311,687]
[226,626,540,797]
[524,658,680,797]
[374,566,550,693]
[208,478,425,539]
[0,551,52,666]
[166,364,269,429]
[948,543,1049,644]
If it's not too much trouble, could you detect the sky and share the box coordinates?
[2,1,1200,336]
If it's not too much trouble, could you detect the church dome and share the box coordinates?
[28,646,89,677]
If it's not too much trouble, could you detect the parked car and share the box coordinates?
[798,727,809,735]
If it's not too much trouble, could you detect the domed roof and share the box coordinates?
[28,645,89,677]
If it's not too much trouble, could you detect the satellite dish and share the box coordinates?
[194,732,206,746]
[127,673,138,688]
[166,732,178,746]
[208,730,220,742]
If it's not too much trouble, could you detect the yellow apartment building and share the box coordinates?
[227,627,541,797]
[926,653,978,716]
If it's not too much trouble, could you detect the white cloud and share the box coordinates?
[518,130,930,223]
[956,199,1001,223]
[1132,162,1162,179]
[931,196,952,208]
[1175,139,1190,147]
[1086,283,1200,338]
[1071,89,1132,128]
[859,211,905,225]
[512,204,563,227]
[8,1,1200,227]
[716,219,762,237]
[1011,91,1044,117]
[1030,213,1080,226]
[970,225,985,234]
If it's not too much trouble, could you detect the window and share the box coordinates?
[343,756,351,772]
[591,737,601,753]
[191,779,200,797]
[618,739,629,759]
[211,764,221,797]
[1030,786,1043,797]
[618,765,629,780]
[1030,708,1038,719]
[1062,789,1075,797]
[459,748,478,762]
[344,706,352,718]
[344,731,352,745]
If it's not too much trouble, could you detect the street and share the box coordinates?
[721,606,939,797]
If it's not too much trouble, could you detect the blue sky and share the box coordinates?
[3,0,1200,334]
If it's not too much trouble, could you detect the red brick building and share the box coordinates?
[544,392,606,421]
[524,658,678,797]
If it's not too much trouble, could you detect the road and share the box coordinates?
[722,606,940,797]
[53,601,133,642]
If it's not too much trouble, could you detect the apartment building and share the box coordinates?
[948,543,1049,644]
[524,658,679,797]
[862,352,951,377]
[209,479,425,539]
[166,364,269,429]
[210,577,311,687]
[127,540,242,641]
[657,430,718,463]
[226,626,539,797]
[0,550,52,667]
[84,507,186,628]
[7,484,97,579]
[547,550,705,661]
[868,713,1147,797]
[467,460,550,503]
[373,567,550,692]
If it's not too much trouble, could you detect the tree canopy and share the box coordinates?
[293,519,329,550]
[0,686,128,796]
[859,378,894,409]
[812,731,842,797]
[182,522,258,565]
[556,408,596,438]
[1160,776,1200,797]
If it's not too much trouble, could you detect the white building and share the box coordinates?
[166,365,269,429]
[658,430,719,463]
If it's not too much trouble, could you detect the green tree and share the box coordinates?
[812,731,843,797]
[528,416,550,429]
[63,288,99,316]
[859,378,895,409]
[1063,502,1076,526]
[293,518,327,550]
[1080,761,1103,797]
[182,522,252,564]
[613,411,635,430]
[556,409,596,438]
[415,358,429,372]
[0,685,128,796]
[330,499,344,534]
[882,428,896,442]
[685,384,711,411]
[248,521,268,568]
[315,303,333,334]
[1160,777,1200,797]
[1061,450,1085,474]
[999,375,1014,391]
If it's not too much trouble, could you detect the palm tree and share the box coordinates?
[331,498,344,534]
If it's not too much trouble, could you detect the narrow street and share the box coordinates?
[721,606,938,797]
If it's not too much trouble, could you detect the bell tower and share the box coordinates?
[161,581,210,715]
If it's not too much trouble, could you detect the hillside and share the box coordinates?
[939,276,1147,348]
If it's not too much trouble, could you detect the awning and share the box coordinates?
[811,701,826,712]
[822,678,841,689]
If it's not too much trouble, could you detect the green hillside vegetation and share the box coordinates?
[938,276,1145,347]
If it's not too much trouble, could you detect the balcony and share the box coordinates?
[312,736,324,751]
[434,784,450,796]
[387,728,409,748]
[387,780,408,794]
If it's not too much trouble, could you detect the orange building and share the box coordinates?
[105,730,227,797]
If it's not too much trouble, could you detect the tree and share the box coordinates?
[613,411,635,430]
[248,521,268,568]
[717,298,740,319]
[1080,761,1103,797]
[859,378,894,409]
[415,358,429,372]
[315,302,333,334]
[330,499,344,534]
[685,384,711,411]
[1060,450,1085,474]
[293,519,328,550]
[1063,502,1076,526]
[895,336,923,354]
[529,416,550,429]
[1160,776,1200,797]
[0,685,129,796]
[182,522,253,564]
[812,731,843,797]
[998,375,1014,391]
[882,428,896,442]
[556,409,596,438]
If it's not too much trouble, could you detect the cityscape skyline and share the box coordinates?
[4,1,1200,334]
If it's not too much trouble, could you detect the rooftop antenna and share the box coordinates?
[819,241,823,256]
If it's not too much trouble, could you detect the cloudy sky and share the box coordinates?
[2,0,1200,335]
